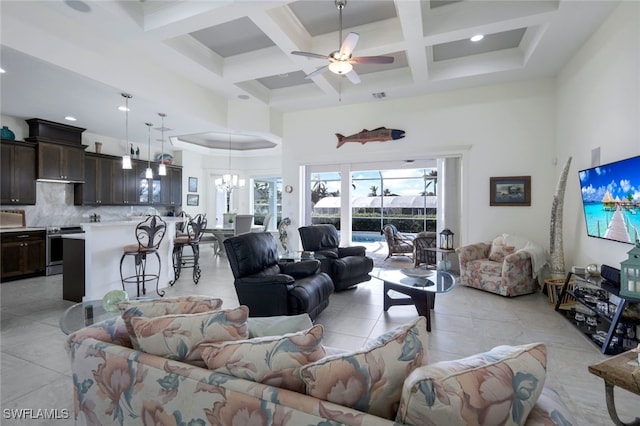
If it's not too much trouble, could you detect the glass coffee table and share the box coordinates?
[59,300,120,335]
[370,267,456,331]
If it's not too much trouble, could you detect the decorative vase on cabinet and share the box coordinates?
[1,126,15,140]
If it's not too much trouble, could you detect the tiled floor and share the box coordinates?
[1,243,636,425]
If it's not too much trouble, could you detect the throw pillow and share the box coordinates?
[130,306,249,363]
[247,313,313,338]
[395,342,547,426]
[119,296,223,349]
[298,316,428,420]
[488,236,516,262]
[200,324,326,393]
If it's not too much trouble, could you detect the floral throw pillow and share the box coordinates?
[130,306,249,363]
[298,316,428,420]
[200,324,326,393]
[396,342,547,426]
[119,296,223,349]
[488,236,516,262]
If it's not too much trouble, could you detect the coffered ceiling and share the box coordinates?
[0,0,618,152]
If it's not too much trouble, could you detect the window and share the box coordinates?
[307,164,438,242]
[253,177,282,230]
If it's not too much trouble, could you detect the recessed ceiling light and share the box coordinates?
[0,68,5,73]
[65,116,77,121]
[118,106,130,112]
[470,34,484,42]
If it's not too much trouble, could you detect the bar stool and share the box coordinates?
[175,210,191,235]
[170,213,207,285]
[120,215,167,297]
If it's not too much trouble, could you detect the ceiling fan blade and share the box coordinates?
[291,51,329,60]
[350,55,394,64]
[305,65,329,79]
[345,69,361,84]
[339,32,359,57]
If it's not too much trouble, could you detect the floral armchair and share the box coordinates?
[457,235,543,297]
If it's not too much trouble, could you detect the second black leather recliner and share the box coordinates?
[298,224,374,292]
[224,232,333,321]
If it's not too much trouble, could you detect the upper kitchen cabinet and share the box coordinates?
[25,118,87,182]
[0,139,37,205]
[37,142,86,181]
[160,166,182,206]
[74,153,117,205]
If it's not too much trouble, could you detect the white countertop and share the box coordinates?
[81,217,184,229]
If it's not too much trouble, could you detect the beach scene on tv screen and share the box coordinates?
[579,156,640,244]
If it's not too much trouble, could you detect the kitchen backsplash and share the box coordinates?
[9,182,176,227]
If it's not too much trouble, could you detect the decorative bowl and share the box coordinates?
[400,268,434,278]
[102,290,129,313]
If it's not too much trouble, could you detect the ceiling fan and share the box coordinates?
[291,0,394,84]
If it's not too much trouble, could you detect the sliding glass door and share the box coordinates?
[305,160,441,244]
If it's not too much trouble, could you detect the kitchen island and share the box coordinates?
[73,217,183,301]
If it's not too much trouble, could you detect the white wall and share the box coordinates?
[283,79,557,250]
[556,1,640,269]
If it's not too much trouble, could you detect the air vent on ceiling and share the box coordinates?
[372,92,386,99]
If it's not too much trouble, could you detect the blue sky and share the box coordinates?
[578,155,640,202]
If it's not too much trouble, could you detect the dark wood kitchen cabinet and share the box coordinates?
[160,166,182,206]
[0,230,46,281]
[74,154,116,205]
[113,160,143,205]
[37,141,86,182]
[0,139,37,205]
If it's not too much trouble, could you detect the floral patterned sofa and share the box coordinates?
[457,234,547,297]
[65,296,574,425]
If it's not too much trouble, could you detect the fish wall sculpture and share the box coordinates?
[335,127,405,148]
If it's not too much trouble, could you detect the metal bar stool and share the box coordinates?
[170,213,207,285]
[119,215,167,297]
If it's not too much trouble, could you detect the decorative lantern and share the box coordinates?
[620,242,640,299]
[439,228,454,250]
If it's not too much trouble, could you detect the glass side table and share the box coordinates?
[59,300,119,335]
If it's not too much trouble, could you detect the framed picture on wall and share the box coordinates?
[490,176,531,206]
[186,194,199,206]
[188,177,198,193]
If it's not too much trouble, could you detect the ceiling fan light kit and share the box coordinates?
[290,0,393,84]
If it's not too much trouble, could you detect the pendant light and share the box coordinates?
[158,113,167,176]
[145,122,153,179]
[121,93,132,169]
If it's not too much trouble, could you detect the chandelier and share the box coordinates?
[214,134,245,212]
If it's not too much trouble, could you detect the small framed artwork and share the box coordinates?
[490,176,531,206]
[188,177,198,193]
[186,194,199,206]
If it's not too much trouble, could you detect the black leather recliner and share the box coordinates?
[223,232,333,321]
[298,224,374,292]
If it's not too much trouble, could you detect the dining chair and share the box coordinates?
[234,214,254,235]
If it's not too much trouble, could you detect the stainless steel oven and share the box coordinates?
[46,226,84,276]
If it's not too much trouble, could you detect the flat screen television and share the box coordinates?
[578,155,640,244]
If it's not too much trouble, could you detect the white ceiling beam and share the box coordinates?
[395,1,429,83]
